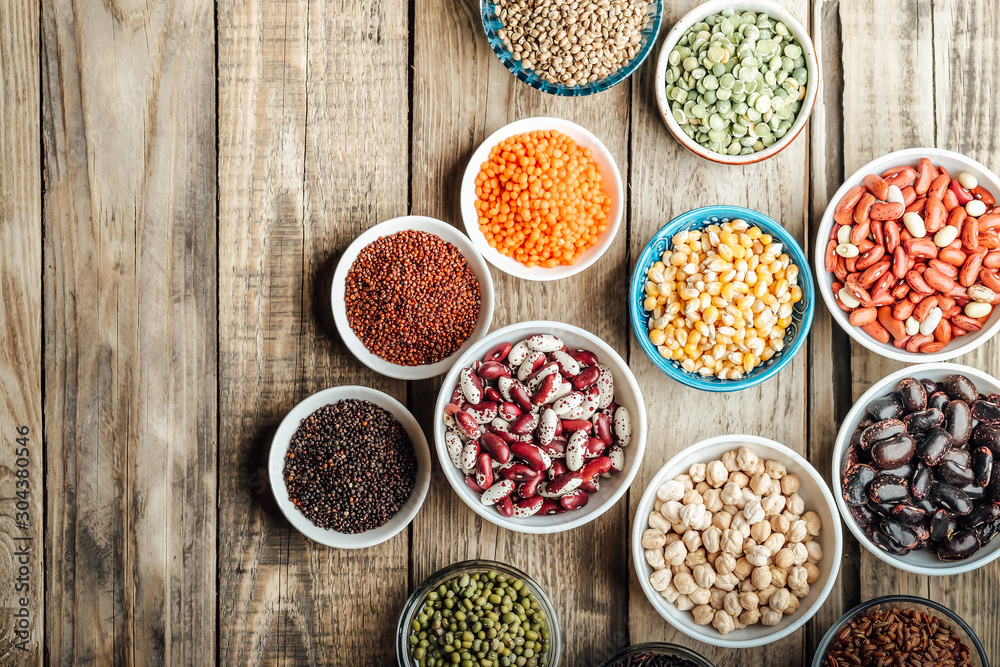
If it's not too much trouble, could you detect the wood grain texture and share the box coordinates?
[928,0,1000,656]
[840,0,933,608]
[627,1,810,663]
[408,1,631,663]
[41,0,217,663]
[0,1,42,663]
[216,0,410,663]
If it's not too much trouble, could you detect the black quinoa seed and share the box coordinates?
[283,399,417,534]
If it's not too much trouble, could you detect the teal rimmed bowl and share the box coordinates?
[629,205,814,391]
[480,0,663,96]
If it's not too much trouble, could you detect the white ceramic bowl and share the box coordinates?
[434,321,646,533]
[632,435,843,648]
[331,216,495,380]
[832,363,1000,575]
[459,117,625,281]
[815,148,1000,362]
[654,0,820,165]
[268,385,431,549]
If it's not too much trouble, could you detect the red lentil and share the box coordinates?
[345,230,480,365]
[283,399,416,533]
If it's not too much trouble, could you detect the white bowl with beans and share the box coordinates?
[631,435,843,648]
[435,321,647,533]
[654,0,820,165]
[268,385,432,549]
[331,215,495,380]
[815,148,1000,362]
[459,117,625,281]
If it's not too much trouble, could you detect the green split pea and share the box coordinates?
[664,9,809,156]
[407,570,551,667]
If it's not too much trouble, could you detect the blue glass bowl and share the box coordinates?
[629,205,815,392]
[480,0,663,96]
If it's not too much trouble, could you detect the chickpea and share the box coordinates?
[693,563,717,589]
[682,529,703,552]
[715,552,737,575]
[648,511,671,534]
[680,502,707,528]
[692,604,715,626]
[759,605,783,626]
[769,566,788,589]
[674,571,697,595]
[742,536,758,553]
[739,591,760,611]
[706,460,729,487]
[791,542,809,566]
[780,473,800,495]
[739,487,761,509]
[664,532,682,546]
[806,541,823,564]
[751,566,772,589]
[660,583,680,603]
[721,529,743,555]
[782,509,801,524]
[675,474,694,492]
[690,586,712,606]
[661,500,683,524]
[710,587,726,610]
[686,547,708,568]
[746,545,772,567]
[712,610,736,635]
[790,581,810,599]
[744,499,766,525]
[750,519,771,543]
[760,493,786,517]
[702,526,722,554]
[676,594,694,611]
[736,446,759,472]
[721,503,741,517]
[769,588,791,612]
[739,608,761,626]
[682,489,704,506]
[788,565,808,589]
[657,479,684,502]
[749,472,771,496]
[747,458,766,478]
[774,547,795,569]
[728,471,750,489]
[804,562,820,584]
[664,540,688,566]
[802,510,822,536]
[721,450,740,472]
[764,460,787,479]
[731,514,752,538]
[770,514,790,535]
[786,493,805,516]
[645,548,666,569]
[689,462,707,483]
[641,528,667,549]
[733,556,754,581]
[653,497,663,514]
[756,585,777,605]
[703,488,724,513]
[724,590,742,617]
[714,572,740,592]
[739,578,755,593]
[707,551,718,567]
[695,481,711,495]
[763,532,786,555]
[786,592,801,614]
[788,519,809,543]
[649,568,673,591]
[721,481,743,506]
[671,521,688,535]
[713,510,734,531]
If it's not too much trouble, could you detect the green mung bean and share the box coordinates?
[665,8,809,156]
[408,571,550,667]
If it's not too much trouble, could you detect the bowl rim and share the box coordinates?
[814,147,1000,362]
[654,0,821,165]
[628,204,815,392]
[631,434,844,648]
[479,0,664,97]
[394,558,563,667]
[433,320,647,534]
[597,642,716,667]
[330,215,495,380]
[809,594,990,667]
[459,116,625,282]
[268,385,432,549]
[831,362,1000,575]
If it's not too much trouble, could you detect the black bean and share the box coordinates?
[943,374,978,403]
[871,433,916,469]
[898,377,928,413]
[902,408,943,432]
[943,400,973,443]
[843,464,877,506]
[972,398,1000,424]
[867,393,905,421]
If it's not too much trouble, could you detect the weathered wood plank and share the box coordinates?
[804,0,856,657]
[627,0,810,662]
[409,0,631,663]
[0,1,42,663]
[840,0,934,608]
[216,0,410,663]
[928,0,1000,656]
[41,0,217,663]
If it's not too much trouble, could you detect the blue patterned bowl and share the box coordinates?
[480,0,663,96]
[629,205,814,392]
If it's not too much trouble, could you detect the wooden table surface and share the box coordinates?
[3,0,1000,664]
